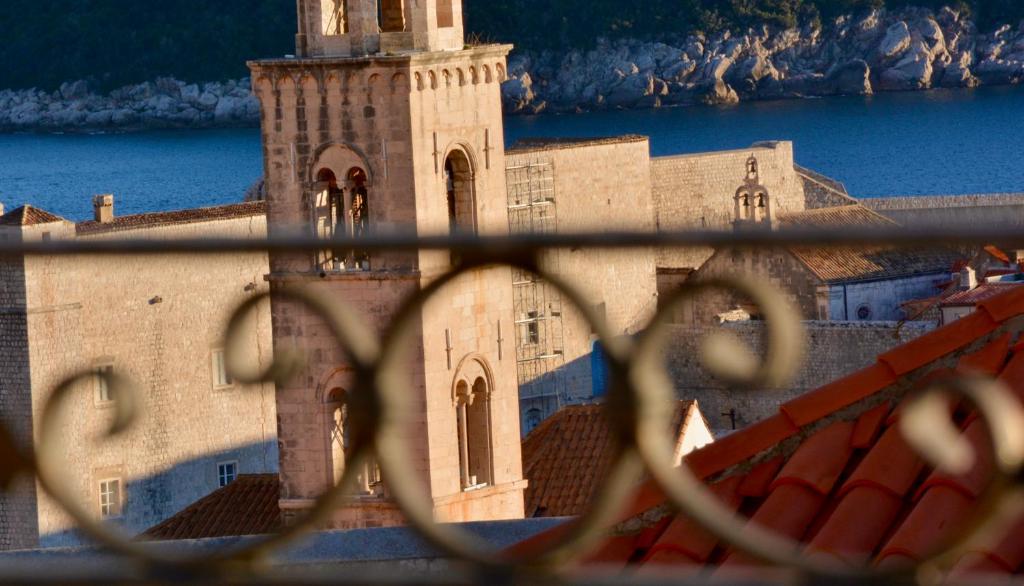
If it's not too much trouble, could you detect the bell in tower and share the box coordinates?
[733,155,773,230]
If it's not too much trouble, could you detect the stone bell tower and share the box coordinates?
[249,0,526,528]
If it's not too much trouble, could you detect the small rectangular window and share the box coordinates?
[99,479,122,519]
[218,462,238,487]
[520,311,540,346]
[212,349,233,388]
[95,364,114,404]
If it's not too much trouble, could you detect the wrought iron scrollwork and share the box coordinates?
[0,227,1022,585]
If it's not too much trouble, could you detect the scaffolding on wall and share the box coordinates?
[506,157,567,429]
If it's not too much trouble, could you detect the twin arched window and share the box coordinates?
[314,167,370,272]
[455,376,492,490]
[326,387,382,496]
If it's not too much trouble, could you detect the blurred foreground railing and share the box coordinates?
[2,225,1024,586]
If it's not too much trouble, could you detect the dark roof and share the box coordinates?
[518,286,1024,578]
[76,201,267,236]
[781,206,962,283]
[508,135,648,153]
[522,401,705,518]
[0,205,68,227]
[141,475,280,541]
[942,282,1023,307]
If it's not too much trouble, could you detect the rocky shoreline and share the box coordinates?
[3,6,1024,131]
[503,6,1024,113]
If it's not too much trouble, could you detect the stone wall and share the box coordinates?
[862,194,1024,229]
[651,141,806,270]
[664,320,936,433]
[798,166,859,209]
[254,46,527,527]
[17,215,278,548]
[0,228,40,550]
[824,272,951,322]
[673,247,823,325]
[506,137,659,420]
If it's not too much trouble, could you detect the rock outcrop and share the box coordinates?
[0,78,260,132]
[4,6,1024,131]
[501,7,1023,114]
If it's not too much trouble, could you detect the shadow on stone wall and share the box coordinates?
[37,439,278,549]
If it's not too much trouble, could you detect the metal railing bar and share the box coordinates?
[2,225,1021,256]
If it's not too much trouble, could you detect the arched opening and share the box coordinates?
[325,387,383,496]
[322,0,349,35]
[347,167,370,270]
[313,164,372,273]
[444,149,475,265]
[455,375,492,490]
[314,168,345,271]
[326,388,350,487]
[379,0,406,32]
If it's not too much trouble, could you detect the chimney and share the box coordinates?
[93,194,114,223]
[960,266,978,291]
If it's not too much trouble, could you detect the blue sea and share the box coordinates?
[1,86,1023,221]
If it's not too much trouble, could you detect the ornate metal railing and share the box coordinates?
[3,224,1024,585]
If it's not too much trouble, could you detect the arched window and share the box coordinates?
[455,376,492,490]
[322,0,349,35]
[444,150,475,265]
[314,169,345,271]
[326,387,383,495]
[326,388,350,487]
[347,167,370,270]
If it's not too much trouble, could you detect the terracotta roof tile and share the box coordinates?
[780,206,962,284]
[738,457,784,498]
[76,201,267,236]
[643,476,744,566]
[684,414,799,480]
[781,363,897,427]
[141,475,280,541]
[850,402,891,449]
[770,422,854,496]
[879,309,999,376]
[523,401,703,518]
[517,286,1024,580]
[942,283,1023,307]
[979,285,1024,322]
[0,205,68,226]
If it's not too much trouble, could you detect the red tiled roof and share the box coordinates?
[517,286,1024,577]
[141,475,280,541]
[779,206,963,283]
[942,282,1023,307]
[522,401,705,518]
[76,201,267,236]
[0,205,68,226]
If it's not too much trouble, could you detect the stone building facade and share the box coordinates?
[249,0,526,529]
[2,0,984,546]
[663,320,937,434]
[504,137,659,432]
[0,200,278,549]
